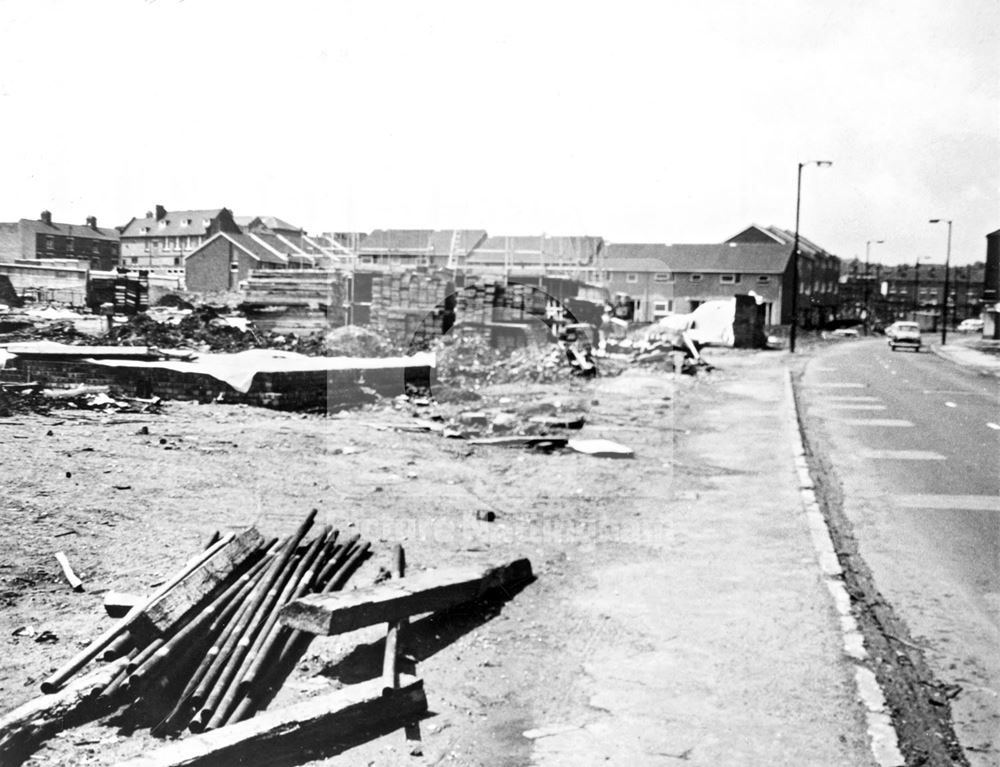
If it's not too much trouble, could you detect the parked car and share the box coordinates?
[830,326,861,338]
[957,318,984,333]
[886,321,922,352]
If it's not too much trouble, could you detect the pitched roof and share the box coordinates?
[468,235,603,266]
[603,243,671,261]
[186,232,287,265]
[659,243,792,273]
[358,230,435,254]
[235,215,301,233]
[603,257,674,272]
[727,224,831,257]
[17,218,119,241]
[120,209,224,238]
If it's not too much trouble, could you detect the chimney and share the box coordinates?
[86,215,98,229]
[155,204,167,221]
[40,210,52,225]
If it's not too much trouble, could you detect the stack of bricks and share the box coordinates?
[369,271,453,344]
[242,270,348,335]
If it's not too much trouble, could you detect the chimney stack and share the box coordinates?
[86,216,98,229]
[155,204,167,221]
[40,210,52,225]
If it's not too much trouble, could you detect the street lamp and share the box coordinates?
[929,219,953,345]
[790,159,833,353]
[864,238,885,334]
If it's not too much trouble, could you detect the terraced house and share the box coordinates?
[118,204,241,278]
[0,210,120,270]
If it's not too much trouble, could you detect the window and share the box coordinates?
[652,301,672,319]
[360,256,374,265]
[653,272,672,282]
[173,257,180,266]
[720,273,741,284]
[144,240,150,252]
[756,275,771,284]
[625,273,638,283]
[92,243,100,254]
[46,236,55,250]
[131,257,138,264]
[66,237,74,252]
[689,273,703,282]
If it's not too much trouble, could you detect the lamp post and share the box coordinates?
[863,238,884,333]
[790,159,833,352]
[929,219,952,345]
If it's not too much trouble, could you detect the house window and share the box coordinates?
[625,273,638,283]
[230,258,239,272]
[144,240,150,252]
[46,236,55,250]
[360,256,374,265]
[66,237,74,252]
[689,273,703,282]
[653,272,672,282]
[720,273,741,284]
[92,243,100,254]
[173,257,180,266]
[652,301,671,318]
[131,257,138,264]
[756,275,771,284]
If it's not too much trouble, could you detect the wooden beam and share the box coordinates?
[0,657,128,764]
[130,527,264,643]
[114,676,427,767]
[280,558,533,637]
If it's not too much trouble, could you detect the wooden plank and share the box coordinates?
[280,558,533,636]
[469,436,568,448]
[54,551,84,591]
[114,675,427,767]
[0,657,128,764]
[129,527,264,643]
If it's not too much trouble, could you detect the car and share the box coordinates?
[830,327,860,338]
[957,318,984,333]
[886,321,921,352]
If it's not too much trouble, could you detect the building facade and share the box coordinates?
[0,211,120,270]
[118,205,240,277]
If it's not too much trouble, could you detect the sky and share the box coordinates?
[0,0,996,266]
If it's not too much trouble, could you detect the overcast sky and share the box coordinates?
[0,0,996,266]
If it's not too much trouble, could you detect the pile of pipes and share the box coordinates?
[0,512,370,763]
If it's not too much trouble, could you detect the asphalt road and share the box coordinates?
[799,337,1000,766]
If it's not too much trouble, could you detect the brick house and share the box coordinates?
[726,225,840,327]
[0,211,120,270]
[593,244,675,322]
[118,205,241,277]
[184,232,290,293]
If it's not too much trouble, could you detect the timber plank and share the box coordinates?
[279,558,533,636]
[129,527,264,643]
[113,676,426,767]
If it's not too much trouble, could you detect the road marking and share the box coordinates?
[837,418,914,427]
[810,382,867,388]
[945,401,957,408]
[820,403,887,411]
[860,449,946,460]
[988,422,1000,430]
[824,395,882,402]
[893,495,1000,512]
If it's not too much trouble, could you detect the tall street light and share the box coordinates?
[790,160,833,353]
[929,218,953,345]
[864,238,885,333]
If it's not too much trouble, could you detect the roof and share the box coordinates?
[235,215,301,233]
[358,230,435,254]
[603,257,673,273]
[727,224,831,257]
[16,218,119,241]
[428,229,488,257]
[603,243,671,261]
[468,235,603,266]
[186,232,286,265]
[120,209,224,238]
[659,243,792,273]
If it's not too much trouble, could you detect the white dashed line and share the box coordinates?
[987,422,1000,430]
[944,401,957,408]
[810,382,867,388]
[837,419,914,427]
[821,404,887,411]
[860,449,946,460]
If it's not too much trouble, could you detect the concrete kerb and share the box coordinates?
[928,341,1000,377]
[783,367,906,767]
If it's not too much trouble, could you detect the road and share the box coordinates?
[798,337,999,766]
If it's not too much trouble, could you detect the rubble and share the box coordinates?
[0,383,163,417]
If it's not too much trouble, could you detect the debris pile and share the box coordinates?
[0,384,162,417]
[107,307,263,352]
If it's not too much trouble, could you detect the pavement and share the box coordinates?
[524,351,885,766]
[930,335,1000,376]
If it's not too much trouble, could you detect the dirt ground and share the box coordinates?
[0,349,876,766]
